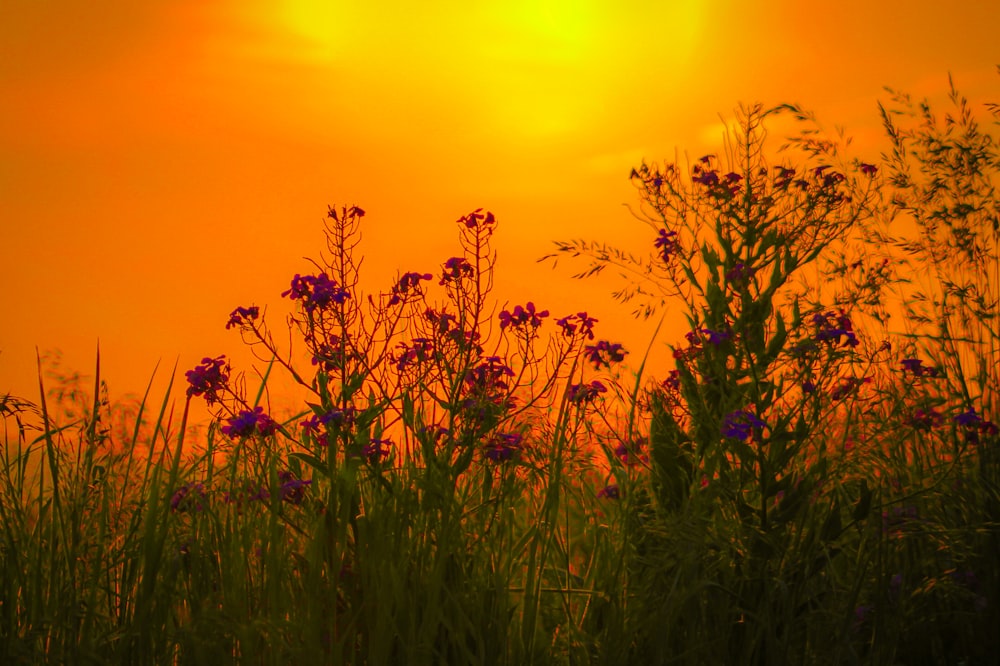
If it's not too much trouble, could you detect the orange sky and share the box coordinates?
[2,1,998,415]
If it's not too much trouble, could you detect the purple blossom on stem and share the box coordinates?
[556,312,598,340]
[908,407,943,431]
[389,272,433,305]
[584,340,627,369]
[567,380,607,405]
[221,406,278,439]
[900,358,939,377]
[185,355,229,405]
[457,208,496,231]
[226,305,260,330]
[301,407,356,441]
[361,438,393,464]
[813,309,859,348]
[654,229,680,263]
[171,482,207,513]
[440,256,474,284]
[282,273,350,312]
[277,471,311,505]
[499,302,549,330]
[722,409,767,441]
[485,432,522,463]
[597,484,620,500]
[859,162,878,177]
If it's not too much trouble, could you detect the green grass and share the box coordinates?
[3,83,999,665]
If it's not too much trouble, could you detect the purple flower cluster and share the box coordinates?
[361,438,393,464]
[485,432,522,462]
[277,470,311,505]
[171,482,207,513]
[185,355,230,405]
[954,408,999,444]
[282,273,350,312]
[567,380,607,405]
[300,407,356,441]
[654,229,680,263]
[722,409,767,441]
[395,337,434,371]
[226,305,260,330]
[389,272,433,305]
[900,358,939,377]
[584,340,627,369]
[221,406,278,439]
[597,484,620,500]
[457,208,496,231]
[556,312,598,340]
[499,302,549,331]
[813,309,859,348]
[440,256,474,284]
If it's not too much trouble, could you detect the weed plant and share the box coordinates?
[2,75,998,665]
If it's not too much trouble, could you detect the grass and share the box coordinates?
[2,85,999,665]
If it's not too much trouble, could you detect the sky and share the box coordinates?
[2,0,998,418]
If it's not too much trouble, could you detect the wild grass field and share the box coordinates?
[2,81,998,665]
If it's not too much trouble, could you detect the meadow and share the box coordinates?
[2,82,998,665]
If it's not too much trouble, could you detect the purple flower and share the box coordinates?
[830,376,869,401]
[440,256,474,284]
[485,432,522,462]
[802,380,817,394]
[185,355,230,405]
[361,438,393,464]
[457,208,496,231]
[277,471,311,505]
[700,328,731,346]
[388,272,433,305]
[171,482,207,513]
[499,302,549,330]
[395,337,435,371]
[725,262,754,285]
[907,407,943,431]
[301,407,355,441]
[597,484,620,500]
[556,312,598,340]
[654,229,680,263]
[859,162,878,177]
[567,380,607,405]
[614,438,646,466]
[813,309,859,348]
[722,409,767,441]
[226,305,260,330]
[282,273,350,312]
[900,357,938,377]
[584,340,627,369]
[221,406,278,439]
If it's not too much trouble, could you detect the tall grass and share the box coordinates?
[2,76,998,665]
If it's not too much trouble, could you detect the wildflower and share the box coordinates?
[597,484,620,500]
[556,312,598,340]
[813,309,859,348]
[361,438,393,464]
[722,409,767,441]
[440,256,474,284]
[584,340,627,369]
[301,407,355,440]
[802,380,816,394]
[277,471,311,505]
[457,208,496,231]
[225,305,260,330]
[485,432,522,462]
[282,273,350,312]
[830,376,869,401]
[185,355,229,405]
[953,408,997,444]
[388,271,433,305]
[614,438,646,466]
[773,166,796,189]
[654,229,680,263]
[663,370,681,392]
[700,327,731,346]
[900,357,939,377]
[908,407,943,431]
[725,262,753,286]
[221,406,278,439]
[499,302,549,331]
[568,380,607,405]
[395,337,434,371]
[465,356,515,394]
[171,482,207,513]
[859,162,878,177]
